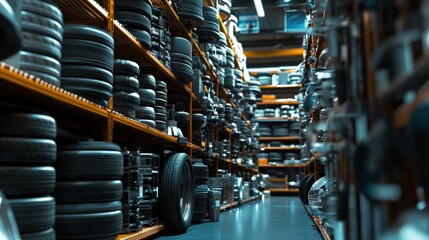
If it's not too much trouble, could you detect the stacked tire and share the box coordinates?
[54,141,123,239]
[60,24,114,107]
[115,0,152,50]
[19,0,64,87]
[155,80,168,131]
[257,72,272,85]
[191,162,209,222]
[137,74,157,128]
[113,59,141,119]
[175,111,190,135]
[160,153,195,233]
[151,6,171,69]
[197,6,220,43]
[0,104,57,240]
[178,0,204,29]
[192,113,206,145]
[0,0,21,60]
[171,37,193,84]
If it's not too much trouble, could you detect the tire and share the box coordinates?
[191,212,206,222]
[192,162,209,184]
[61,65,113,85]
[155,112,167,121]
[171,37,191,56]
[156,80,167,92]
[115,0,152,19]
[0,113,56,139]
[175,111,190,122]
[62,39,114,72]
[192,113,205,124]
[56,150,123,180]
[60,77,113,93]
[114,106,136,119]
[113,75,139,92]
[0,0,21,60]
[155,120,166,131]
[113,91,140,108]
[116,11,151,32]
[127,28,152,50]
[55,210,122,239]
[56,201,122,214]
[138,88,156,106]
[136,106,155,120]
[301,174,314,205]
[22,69,60,87]
[155,106,167,115]
[155,98,167,108]
[193,184,208,213]
[62,85,112,106]
[0,166,56,196]
[19,61,60,82]
[9,196,55,233]
[138,119,156,128]
[22,0,63,24]
[160,153,195,233]
[21,11,63,43]
[0,137,56,164]
[170,52,192,65]
[54,180,123,203]
[156,91,167,101]
[171,62,194,84]
[114,59,140,77]
[59,141,120,151]
[63,24,113,49]
[21,228,55,240]
[19,51,61,77]
[22,32,62,60]
[139,74,156,90]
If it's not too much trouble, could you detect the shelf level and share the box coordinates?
[257,100,299,106]
[260,146,301,151]
[260,84,302,90]
[256,117,300,122]
[258,136,301,141]
[115,224,167,240]
[218,14,242,73]
[259,164,306,168]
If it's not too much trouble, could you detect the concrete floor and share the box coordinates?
[155,196,322,240]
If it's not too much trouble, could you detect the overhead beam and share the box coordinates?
[244,48,303,59]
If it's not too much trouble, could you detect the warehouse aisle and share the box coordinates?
[156,196,321,240]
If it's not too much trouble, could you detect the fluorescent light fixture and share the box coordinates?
[253,0,265,17]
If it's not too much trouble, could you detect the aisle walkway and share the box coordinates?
[156,196,322,240]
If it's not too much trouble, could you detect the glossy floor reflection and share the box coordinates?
[155,196,322,240]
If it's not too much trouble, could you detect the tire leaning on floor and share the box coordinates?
[160,153,195,233]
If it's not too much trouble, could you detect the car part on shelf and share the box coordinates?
[160,153,195,233]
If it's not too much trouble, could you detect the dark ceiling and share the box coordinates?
[231,0,306,68]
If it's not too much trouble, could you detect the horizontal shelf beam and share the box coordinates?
[260,84,302,90]
[244,48,302,59]
[257,100,299,106]
[258,136,301,141]
[259,164,305,168]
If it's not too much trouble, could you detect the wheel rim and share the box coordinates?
[179,162,192,221]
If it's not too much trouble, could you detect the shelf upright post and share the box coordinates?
[105,97,114,142]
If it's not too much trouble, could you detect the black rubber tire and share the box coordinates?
[171,62,194,84]
[22,32,62,60]
[9,196,55,233]
[0,113,56,139]
[192,162,208,184]
[192,113,205,124]
[155,106,167,115]
[61,65,113,85]
[155,98,167,108]
[160,153,195,233]
[138,88,156,106]
[0,137,56,164]
[63,24,113,49]
[21,228,55,240]
[114,59,140,77]
[299,174,312,203]
[60,77,113,94]
[180,11,204,29]
[115,11,151,32]
[202,6,218,22]
[55,210,122,239]
[56,201,122,214]
[301,174,315,205]
[21,11,63,43]
[0,166,55,196]
[59,141,120,151]
[19,51,61,77]
[170,52,192,66]
[62,39,114,72]
[171,37,191,56]
[139,74,156,90]
[62,85,112,106]
[114,106,136,119]
[56,150,123,180]
[127,28,152,50]
[115,0,152,19]
[156,80,167,92]
[156,91,167,101]
[193,184,208,213]
[155,112,167,121]
[155,120,166,131]
[54,180,123,203]
[175,111,190,122]
[191,212,206,222]
[136,106,155,120]
[138,119,156,128]
[113,75,139,92]
[113,91,140,108]
[19,61,60,86]
[0,0,21,60]
[22,0,63,24]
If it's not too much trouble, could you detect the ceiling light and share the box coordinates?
[253,0,265,17]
